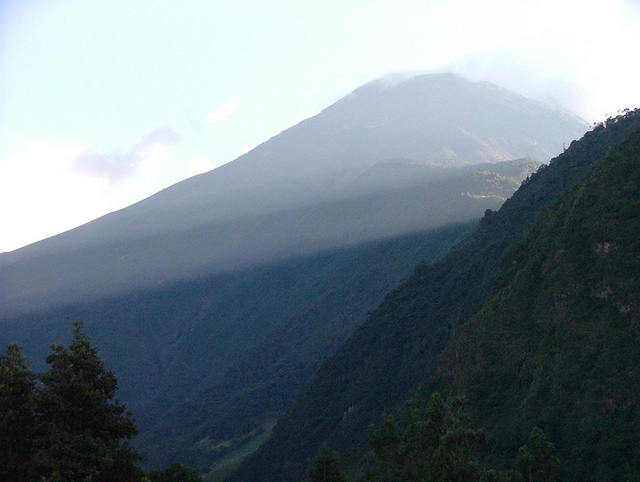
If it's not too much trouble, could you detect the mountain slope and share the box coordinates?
[132,224,474,471]
[427,119,640,480]
[228,110,640,481]
[0,160,535,471]
[0,73,586,316]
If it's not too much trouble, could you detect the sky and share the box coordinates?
[1,0,640,253]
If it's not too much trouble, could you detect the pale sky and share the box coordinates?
[1,0,640,253]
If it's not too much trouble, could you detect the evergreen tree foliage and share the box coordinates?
[0,321,144,481]
[363,393,559,482]
[308,445,348,482]
[0,343,37,481]
[366,393,489,481]
[515,428,559,482]
[367,415,402,477]
[436,397,489,481]
[430,112,640,480]
[32,321,142,481]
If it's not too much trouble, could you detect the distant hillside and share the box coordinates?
[0,73,586,316]
[228,110,640,481]
[427,119,640,480]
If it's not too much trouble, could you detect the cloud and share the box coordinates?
[0,131,189,252]
[435,0,640,123]
[73,126,181,183]
[206,101,239,123]
[446,44,585,108]
[0,141,105,252]
[184,108,203,130]
[136,126,182,149]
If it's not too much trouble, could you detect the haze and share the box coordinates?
[1,0,639,253]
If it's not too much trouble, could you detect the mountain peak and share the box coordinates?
[1,74,588,316]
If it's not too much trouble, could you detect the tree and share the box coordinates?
[436,397,488,481]
[0,343,37,481]
[366,391,561,481]
[515,427,559,482]
[366,392,490,481]
[308,444,348,482]
[403,391,450,478]
[1,322,203,481]
[31,320,142,481]
[368,415,402,477]
[146,462,202,481]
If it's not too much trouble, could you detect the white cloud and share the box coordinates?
[0,141,108,252]
[433,0,640,123]
[447,44,587,115]
[206,101,239,124]
[0,129,188,252]
[72,126,181,183]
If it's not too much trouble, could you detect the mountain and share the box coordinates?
[228,109,640,481]
[0,73,587,317]
[0,73,587,472]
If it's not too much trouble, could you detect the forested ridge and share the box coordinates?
[427,119,640,480]
[228,109,640,481]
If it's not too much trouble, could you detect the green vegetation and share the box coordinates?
[135,223,481,471]
[300,392,559,481]
[203,430,272,482]
[0,321,142,481]
[0,343,37,480]
[428,117,640,480]
[515,428,559,482]
[229,109,640,481]
[365,393,491,481]
[297,112,640,480]
[360,393,558,482]
[146,463,202,482]
[308,445,348,482]
[0,322,204,481]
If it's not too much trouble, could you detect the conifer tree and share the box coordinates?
[365,391,559,481]
[367,393,490,481]
[515,427,559,482]
[31,321,142,481]
[0,343,37,481]
[308,444,348,482]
